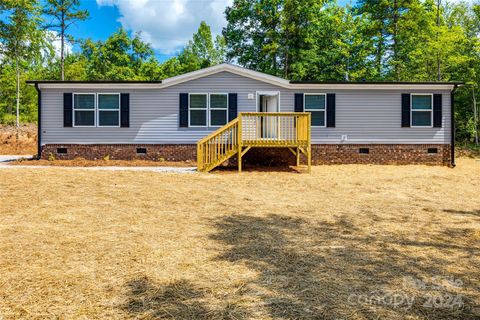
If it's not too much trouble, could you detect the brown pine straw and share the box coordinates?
[0,125,37,155]
[0,159,479,319]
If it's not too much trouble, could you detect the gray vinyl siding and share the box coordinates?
[40,71,451,145]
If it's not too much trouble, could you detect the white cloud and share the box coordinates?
[46,31,73,58]
[96,0,233,54]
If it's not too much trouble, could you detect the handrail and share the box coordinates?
[240,112,309,145]
[240,112,310,116]
[197,118,239,172]
[197,118,239,144]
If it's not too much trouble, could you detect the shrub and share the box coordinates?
[0,114,17,125]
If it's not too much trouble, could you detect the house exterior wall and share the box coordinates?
[39,71,452,146]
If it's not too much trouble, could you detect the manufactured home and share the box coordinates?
[28,64,461,171]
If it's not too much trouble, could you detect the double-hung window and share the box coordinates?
[98,94,120,127]
[73,93,120,127]
[189,94,208,127]
[73,93,95,127]
[209,94,228,126]
[188,93,229,127]
[411,94,433,127]
[304,94,326,127]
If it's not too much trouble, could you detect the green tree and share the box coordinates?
[80,28,161,80]
[42,0,89,80]
[177,21,226,73]
[224,0,375,80]
[0,0,43,127]
[224,0,283,76]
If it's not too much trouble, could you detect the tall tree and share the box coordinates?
[0,0,43,127]
[354,0,390,78]
[43,0,88,80]
[177,21,226,73]
[225,0,375,80]
[224,0,283,76]
[80,28,161,80]
[436,0,441,80]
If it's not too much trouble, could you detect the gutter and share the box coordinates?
[451,84,458,167]
[34,83,41,159]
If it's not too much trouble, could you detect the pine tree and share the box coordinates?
[43,0,88,80]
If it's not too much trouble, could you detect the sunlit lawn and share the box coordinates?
[0,159,479,319]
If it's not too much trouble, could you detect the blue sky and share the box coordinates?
[57,0,354,62]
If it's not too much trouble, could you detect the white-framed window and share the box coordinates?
[304,93,326,127]
[97,93,120,127]
[188,93,229,127]
[189,93,208,127]
[73,93,96,127]
[209,93,228,127]
[411,94,433,127]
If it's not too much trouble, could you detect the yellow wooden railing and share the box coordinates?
[197,112,311,172]
[197,118,239,172]
[240,112,310,147]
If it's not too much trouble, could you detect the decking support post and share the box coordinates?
[238,113,243,172]
[296,147,300,167]
[197,143,202,172]
[307,113,312,173]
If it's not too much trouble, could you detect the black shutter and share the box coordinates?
[401,93,411,127]
[228,93,238,122]
[326,93,336,128]
[433,94,442,128]
[294,93,304,112]
[179,93,189,127]
[63,93,73,127]
[120,93,130,127]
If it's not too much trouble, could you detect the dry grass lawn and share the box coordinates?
[0,159,479,319]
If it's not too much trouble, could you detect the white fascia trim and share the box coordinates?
[160,63,291,89]
[37,83,162,90]
[289,83,456,90]
[37,82,456,91]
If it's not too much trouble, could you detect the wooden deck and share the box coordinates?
[197,112,311,172]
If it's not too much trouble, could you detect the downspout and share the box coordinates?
[34,83,42,159]
[451,84,458,167]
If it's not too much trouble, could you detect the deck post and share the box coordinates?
[307,113,312,173]
[197,143,202,172]
[238,113,243,172]
[296,147,300,167]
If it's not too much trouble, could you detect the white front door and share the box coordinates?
[264,95,278,113]
[258,92,279,138]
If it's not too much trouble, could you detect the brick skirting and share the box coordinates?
[41,144,196,162]
[41,143,452,166]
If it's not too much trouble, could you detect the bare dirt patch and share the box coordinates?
[0,124,37,155]
[0,159,479,319]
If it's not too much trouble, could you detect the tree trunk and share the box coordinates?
[436,0,441,81]
[61,11,65,81]
[377,31,383,77]
[15,53,20,128]
[474,86,478,145]
[393,0,399,81]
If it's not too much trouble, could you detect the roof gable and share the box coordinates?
[160,63,291,89]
